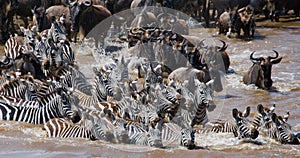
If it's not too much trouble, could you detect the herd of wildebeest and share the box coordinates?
[0,0,299,150]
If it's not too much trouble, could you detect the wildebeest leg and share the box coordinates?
[72,31,77,43]
[295,9,300,18]
[202,0,210,27]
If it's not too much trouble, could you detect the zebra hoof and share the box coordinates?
[187,143,196,150]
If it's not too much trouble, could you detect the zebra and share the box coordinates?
[74,67,114,108]
[47,17,67,44]
[4,35,26,61]
[271,113,299,144]
[161,122,196,149]
[58,41,76,65]
[4,26,36,61]
[43,118,96,140]
[194,106,252,138]
[189,79,214,127]
[0,89,76,124]
[0,74,38,101]
[252,104,276,132]
[232,107,259,140]
[128,118,164,148]
[0,95,40,108]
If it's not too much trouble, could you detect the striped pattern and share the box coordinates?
[0,90,74,124]
[4,36,25,60]
[44,118,96,140]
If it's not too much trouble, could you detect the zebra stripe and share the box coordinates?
[0,90,74,124]
[195,119,239,137]
[59,42,75,65]
[0,95,40,108]
[44,118,96,140]
[4,36,24,60]
[0,75,38,101]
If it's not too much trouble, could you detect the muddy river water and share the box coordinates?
[0,19,300,157]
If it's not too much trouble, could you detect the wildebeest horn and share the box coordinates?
[82,0,92,6]
[269,50,279,59]
[218,40,228,52]
[250,51,263,61]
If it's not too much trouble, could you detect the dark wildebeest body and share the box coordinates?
[270,0,300,21]
[0,0,12,43]
[66,0,111,42]
[243,50,282,89]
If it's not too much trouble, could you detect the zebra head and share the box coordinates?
[49,18,67,43]
[271,113,299,144]
[194,79,215,111]
[232,107,259,140]
[60,89,80,123]
[255,104,276,129]
[19,26,37,47]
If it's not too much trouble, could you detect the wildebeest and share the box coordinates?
[217,10,232,36]
[268,0,300,22]
[208,0,266,26]
[231,5,256,39]
[65,0,111,42]
[243,50,282,89]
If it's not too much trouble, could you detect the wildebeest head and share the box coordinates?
[249,50,282,89]
[66,0,93,33]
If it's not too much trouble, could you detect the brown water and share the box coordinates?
[1,19,300,157]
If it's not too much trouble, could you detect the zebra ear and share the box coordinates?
[270,104,276,113]
[243,106,251,117]
[232,108,239,119]
[283,112,290,122]
[257,104,264,114]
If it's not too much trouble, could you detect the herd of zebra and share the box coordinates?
[0,14,299,150]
